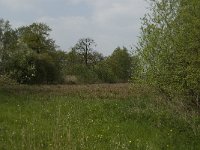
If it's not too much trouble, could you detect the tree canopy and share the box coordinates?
[0,20,134,84]
[135,0,200,105]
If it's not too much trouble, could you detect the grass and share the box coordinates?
[0,84,199,150]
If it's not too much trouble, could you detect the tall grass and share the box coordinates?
[0,84,199,149]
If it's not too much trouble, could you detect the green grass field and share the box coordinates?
[0,84,199,150]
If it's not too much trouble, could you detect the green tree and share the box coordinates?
[12,23,63,84]
[0,19,17,74]
[108,47,132,82]
[65,39,105,83]
[17,23,57,54]
[64,48,104,83]
[95,60,117,83]
[0,20,64,84]
[8,43,36,84]
[136,0,200,104]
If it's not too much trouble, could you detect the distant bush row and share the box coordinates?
[0,19,135,84]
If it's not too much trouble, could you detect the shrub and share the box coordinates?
[0,75,17,86]
[94,62,117,83]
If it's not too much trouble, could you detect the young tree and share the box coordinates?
[136,0,200,104]
[108,47,132,82]
[0,19,17,74]
[94,60,117,83]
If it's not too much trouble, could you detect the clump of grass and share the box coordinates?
[0,84,199,149]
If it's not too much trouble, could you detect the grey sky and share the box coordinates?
[0,0,148,55]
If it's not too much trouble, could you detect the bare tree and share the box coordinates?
[73,38,96,66]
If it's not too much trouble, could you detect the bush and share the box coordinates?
[29,53,63,84]
[75,65,99,84]
[94,62,117,83]
[7,45,36,84]
[8,47,63,84]
[64,75,78,84]
[0,75,17,86]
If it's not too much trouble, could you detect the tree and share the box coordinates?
[6,22,64,84]
[0,20,65,84]
[135,0,200,105]
[0,19,11,50]
[108,47,132,82]
[88,51,104,66]
[17,23,57,54]
[94,60,117,83]
[73,38,97,66]
[0,19,17,74]
[64,47,104,83]
[8,43,36,84]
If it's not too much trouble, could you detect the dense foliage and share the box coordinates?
[0,20,64,84]
[64,45,132,83]
[0,19,134,84]
[135,0,200,105]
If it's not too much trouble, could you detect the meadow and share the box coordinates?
[0,84,199,150]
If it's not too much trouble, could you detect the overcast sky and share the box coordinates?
[0,0,148,55]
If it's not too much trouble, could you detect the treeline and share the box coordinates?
[134,0,200,106]
[0,19,133,84]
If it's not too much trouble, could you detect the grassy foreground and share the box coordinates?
[0,84,199,150]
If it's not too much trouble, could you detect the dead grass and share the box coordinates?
[0,83,158,100]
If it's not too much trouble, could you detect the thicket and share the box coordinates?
[64,45,132,84]
[135,0,200,106]
[0,20,133,84]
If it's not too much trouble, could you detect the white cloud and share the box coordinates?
[0,0,37,11]
[0,0,148,55]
